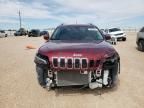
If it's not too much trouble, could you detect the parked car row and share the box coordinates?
[28,29,40,37]
[0,28,48,37]
[14,28,48,37]
[14,28,27,36]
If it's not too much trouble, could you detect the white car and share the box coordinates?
[0,30,7,38]
[136,27,144,51]
[105,28,126,41]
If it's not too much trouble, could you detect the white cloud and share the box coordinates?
[0,18,18,23]
[53,0,144,22]
[0,0,143,27]
[0,0,55,20]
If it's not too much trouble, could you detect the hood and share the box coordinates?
[38,40,116,60]
[109,31,124,35]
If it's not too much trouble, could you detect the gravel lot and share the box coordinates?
[0,32,144,108]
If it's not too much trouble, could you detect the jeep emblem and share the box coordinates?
[73,54,82,57]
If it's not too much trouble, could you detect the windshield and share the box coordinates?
[31,30,40,33]
[51,26,103,41]
[109,28,121,32]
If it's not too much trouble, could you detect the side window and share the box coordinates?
[140,27,144,32]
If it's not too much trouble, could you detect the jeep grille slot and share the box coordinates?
[74,59,80,68]
[53,58,58,67]
[89,60,94,68]
[82,59,88,68]
[67,58,73,68]
[60,58,65,68]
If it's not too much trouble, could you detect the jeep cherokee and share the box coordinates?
[34,24,120,90]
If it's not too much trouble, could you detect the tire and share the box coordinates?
[138,40,144,52]
[109,61,119,88]
[122,37,126,41]
[36,65,48,87]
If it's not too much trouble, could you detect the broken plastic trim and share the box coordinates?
[34,55,47,65]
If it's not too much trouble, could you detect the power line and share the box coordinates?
[19,10,22,28]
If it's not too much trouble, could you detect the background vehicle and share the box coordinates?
[105,28,126,41]
[136,27,144,51]
[100,29,117,45]
[0,30,7,38]
[34,24,120,90]
[14,28,27,36]
[28,29,40,37]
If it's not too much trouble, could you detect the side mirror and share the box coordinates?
[40,31,50,41]
[104,34,111,40]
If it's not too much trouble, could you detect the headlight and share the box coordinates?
[34,53,48,65]
[104,53,119,64]
[106,55,116,63]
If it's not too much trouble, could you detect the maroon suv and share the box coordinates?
[34,24,120,90]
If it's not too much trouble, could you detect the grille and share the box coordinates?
[115,33,123,36]
[52,57,100,69]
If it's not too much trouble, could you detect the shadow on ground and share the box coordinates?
[49,79,120,97]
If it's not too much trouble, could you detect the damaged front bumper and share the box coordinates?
[34,53,120,90]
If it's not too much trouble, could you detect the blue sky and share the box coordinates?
[0,0,144,30]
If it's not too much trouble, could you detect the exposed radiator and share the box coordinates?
[56,71,89,86]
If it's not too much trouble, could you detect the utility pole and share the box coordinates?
[19,10,22,28]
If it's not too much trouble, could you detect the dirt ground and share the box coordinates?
[0,32,144,108]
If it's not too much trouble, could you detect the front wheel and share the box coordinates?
[138,40,144,52]
[36,65,48,87]
[108,61,120,88]
[122,37,126,41]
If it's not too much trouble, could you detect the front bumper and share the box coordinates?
[34,53,120,89]
[111,34,126,39]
